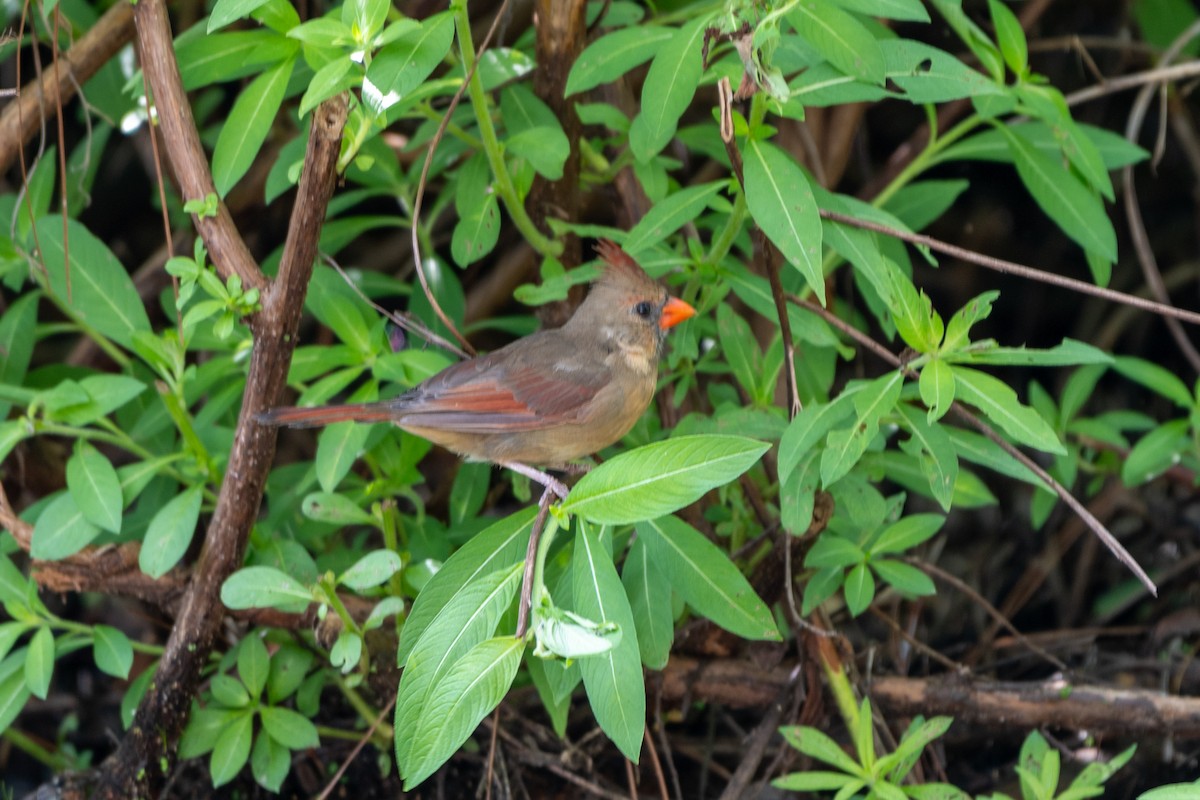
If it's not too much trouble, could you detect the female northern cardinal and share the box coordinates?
[257,241,695,497]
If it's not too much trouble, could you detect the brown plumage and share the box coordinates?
[258,241,695,495]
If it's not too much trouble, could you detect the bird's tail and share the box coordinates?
[255,402,397,429]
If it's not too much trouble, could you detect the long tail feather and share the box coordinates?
[255,402,397,429]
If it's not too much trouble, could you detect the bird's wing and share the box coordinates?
[393,338,610,433]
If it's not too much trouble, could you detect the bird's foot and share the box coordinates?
[499,461,570,500]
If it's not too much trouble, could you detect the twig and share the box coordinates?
[514,487,556,640]
[1120,20,1200,374]
[819,209,1200,328]
[717,78,800,418]
[315,694,397,800]
[324,252,470,359]
[911,560,1069,672]
[407,1,516,357]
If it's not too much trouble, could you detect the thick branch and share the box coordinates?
[870,675,1200,738]
[132,0,265,294]
[0,2,135,174]
[90,18,347,789]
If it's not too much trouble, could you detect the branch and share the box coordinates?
[0,2,134,173]
[870,675,1200,738]
[89,7,347,794]
[131,0,265,295]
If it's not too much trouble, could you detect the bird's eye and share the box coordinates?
[634,301,653,318]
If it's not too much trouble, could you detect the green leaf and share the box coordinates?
[621,536,673,669]
[338,550,403,590]
[920,359,955,423]
[212,55,295,197]
[401,636,524,789]
[949,428,1048,490]
[25,627,55,700]
[952,366,1067,455]
[211,674,251,707]
[315,420,374,492]
[778,393,857,484]
[942,291,998,353]
[744,139,824,303]
[1113,355,1193,408]
[879,39,1001,103]
[451,193,500,267]
[66,442,123,534]
[177,30,299,90]
[31,492,101,561]
[938,121,1148,170]
[366,12,455,99]
[774,771,860,791]
[988,0,1027,75]
[93,625,133,679]
[260,705,319,750]
[208,0,270,32]
[210,711,253,787]
[843,562,875,616]
[139,486,204,579]
[821,372,903,486]
[871,513,945,555]
[834,0,929,21]
[997,124,1117,263]
[871,559,935,597]
[780,725,863,772]
[301,491,377,526]
[717,302,763,400]
[788,0,885,84]
[639,515,779,640]
[267,643,315,704]
[951,339,1112,367]
[0,662,32,735]
[565,26,675,96]
[286,17,353,48]
[398,508,535,664]
[180,707,236,758]
[561,435,770,525]
[394,563,522,768]
[805,535,865,570]
[221,566,313,612]
[623,181,725,255]
[250,730,289,792]
[502,84,570,179]
[572,522,644,762]
[1122,419,1189,486]
[0,293,38,419]
[238,635,270,698]
[36,216,152,350]
[0,555,29,607]
[628,15,711,162]
[299,56,359,117]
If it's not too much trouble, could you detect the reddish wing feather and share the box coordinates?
[393,346,607,433]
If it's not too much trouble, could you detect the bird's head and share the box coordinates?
[567,241,695,367]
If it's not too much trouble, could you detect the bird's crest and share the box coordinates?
[593,240,657,294]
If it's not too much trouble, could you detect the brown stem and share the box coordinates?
[89,6,347,792]
[131,0,264,295]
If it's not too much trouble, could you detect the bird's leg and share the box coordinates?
[515,486,556,640]
[499,461,570,500]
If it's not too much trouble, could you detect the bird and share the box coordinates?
[257,241,696,499]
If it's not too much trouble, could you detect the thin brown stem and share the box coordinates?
[820,209,1200,327]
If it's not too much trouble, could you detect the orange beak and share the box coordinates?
[659,296,696,330]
